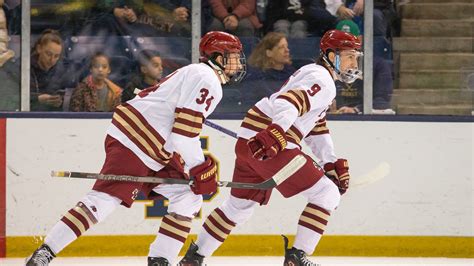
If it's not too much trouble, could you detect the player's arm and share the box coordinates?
[304,117,350,195]
[248,74,334,160]
[304,116,336,165]
[169,72,220,194]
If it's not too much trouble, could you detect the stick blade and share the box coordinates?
[51,171,69,177]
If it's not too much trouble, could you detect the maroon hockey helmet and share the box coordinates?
[199,31,243,59]
[320,29,362,55]
[320,30,363,84]
[199,31,246,84]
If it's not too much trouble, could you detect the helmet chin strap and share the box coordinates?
[322,52,340,75]
[208,59,230,84]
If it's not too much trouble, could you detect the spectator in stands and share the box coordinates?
[82,0,211,37]
[80,1,164,36]
[306,0,355,36]
[4,0,21,35]
[0,0,18,111]
[149,0,194,36]
[70,52,122,112]
[240,32,295,104]
[208,0,262,36]
[122,49,163,102]
[264,0,312,38]
[30,29,69,111]
[345,0,397,37]
[331,20,394,114]
[0,0,14,67]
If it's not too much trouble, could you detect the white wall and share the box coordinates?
[5,118,473,237]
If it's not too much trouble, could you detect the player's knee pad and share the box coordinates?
[220,196,258,225]
[166,191,203,218]
[79,190,121,223]
[305,176,341,212]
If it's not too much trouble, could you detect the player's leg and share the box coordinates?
[178,195,258,266]
[147,184,204,265]
[26,136,154,266]
[283,175,341,266]
[179,139,265,265]
[26,190,122,266]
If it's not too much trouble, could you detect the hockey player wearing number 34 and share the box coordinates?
[25,31,246,266]
[179,29,362,266]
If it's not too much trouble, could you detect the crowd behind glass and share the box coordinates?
[0,0,399,115]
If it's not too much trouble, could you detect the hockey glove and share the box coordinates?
[324,159,350,195]
[247,124,287,160]
[189,156,218,195]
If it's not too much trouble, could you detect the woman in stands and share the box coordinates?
[30,29,69,111]
[240,32,295,106]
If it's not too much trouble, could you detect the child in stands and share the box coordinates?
[70,52,122,112]
[122,49,163,102]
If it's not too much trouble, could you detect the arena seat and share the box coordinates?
[130,37,191,61]
[65,35,132,63]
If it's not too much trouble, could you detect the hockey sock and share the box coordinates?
[293,203,331,255]
[197,208,236,257]
[149,214,192,263]
[45,202,98,254]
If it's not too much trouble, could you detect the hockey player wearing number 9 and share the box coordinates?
[25,31,246,266]
[179,30,362,266]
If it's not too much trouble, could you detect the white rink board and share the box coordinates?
[5,118,474,237]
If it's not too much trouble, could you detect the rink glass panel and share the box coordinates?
[0,1,20,111]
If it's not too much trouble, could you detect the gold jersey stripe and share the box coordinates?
[210,211,236,231]
[287,128,302,143]
[117,106,166,151]
[173,122,202,135]
[113,112,165,163]
[279,93,303,115]
[248,108,271,121]
[166,215,192,229]
[74,206,97,226]
[160,221,189,239]
[204,218,228,240]
[304,206,330,221]
[64,212,86,235]
[176,112,203,124]
[242,116,268,130]
[290,90,309,115]
[299,216,327,232]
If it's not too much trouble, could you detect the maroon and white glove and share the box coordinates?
[324,159,350,195]
[247,124,287,160]
[189,156,218,195]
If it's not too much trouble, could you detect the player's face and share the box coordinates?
[224,52,243,77]
[339,50,361,72]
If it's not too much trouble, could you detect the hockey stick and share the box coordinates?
[350,162,390,188]
[51,154,306,190]
[204,120,238,138]
[203,120,389,187]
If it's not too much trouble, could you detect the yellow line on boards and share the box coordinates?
[7,235,473,258]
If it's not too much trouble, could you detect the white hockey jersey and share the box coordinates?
[238,63,338,164]
[107,63,222,172]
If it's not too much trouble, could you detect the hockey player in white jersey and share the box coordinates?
[25,31,246,266]
[179,29,362,266]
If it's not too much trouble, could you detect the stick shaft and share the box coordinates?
[52,155,306,190]
[204,120,238,139]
